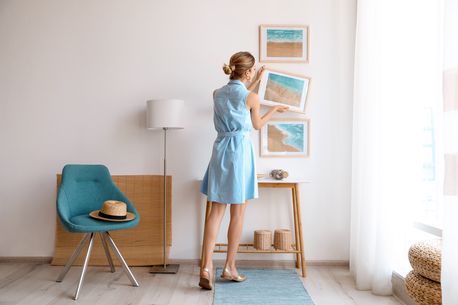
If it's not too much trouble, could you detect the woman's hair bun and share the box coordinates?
[223,52,255,80]
[223,63,233,75]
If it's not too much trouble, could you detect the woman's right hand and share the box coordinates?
[274,105,289,113]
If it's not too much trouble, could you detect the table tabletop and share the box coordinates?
[257,177,311,184]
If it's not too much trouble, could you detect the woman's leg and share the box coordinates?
[202,202,227,272]
[224,202,247,276]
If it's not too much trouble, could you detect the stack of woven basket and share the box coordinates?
[405,239,442,305]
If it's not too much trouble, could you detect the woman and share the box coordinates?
[199,51,288,290]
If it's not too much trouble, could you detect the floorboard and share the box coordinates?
[0,263,404,305]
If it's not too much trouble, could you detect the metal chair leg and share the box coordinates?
[99,233,115,273]
[104,232,139,287]
[74,233,95,300]
[56,233,90,282]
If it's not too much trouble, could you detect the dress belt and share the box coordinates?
[217,130,250,137]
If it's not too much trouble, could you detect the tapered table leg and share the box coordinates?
[294,184,306,278]
[292,187,301,269]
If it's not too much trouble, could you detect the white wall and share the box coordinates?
[0,0,356,261]
[445,0,458,70]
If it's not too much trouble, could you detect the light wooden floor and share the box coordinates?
[0,262,404,305]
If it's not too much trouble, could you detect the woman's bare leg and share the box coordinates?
[202,202,227,272]
[224,202,247,276]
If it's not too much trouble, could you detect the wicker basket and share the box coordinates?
[254,230,272,250]
[273,229,292,250]
[408,239,442,282]
[405,270,442,305]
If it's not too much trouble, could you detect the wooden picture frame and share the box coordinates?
[260,118,310,158]
[259,24,309,63]
[258,68,311,113]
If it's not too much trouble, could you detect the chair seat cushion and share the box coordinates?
[408,239,442,282]
[66,214,139,233]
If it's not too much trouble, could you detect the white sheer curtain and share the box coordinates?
[441,1,458,303]
[350,0,443,295]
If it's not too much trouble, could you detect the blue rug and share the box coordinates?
[214,268,315,305]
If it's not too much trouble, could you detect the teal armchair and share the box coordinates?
[56,164,140,300]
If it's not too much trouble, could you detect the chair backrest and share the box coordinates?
[57,164,135,222]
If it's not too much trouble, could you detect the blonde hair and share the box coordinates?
[223,51,255,80]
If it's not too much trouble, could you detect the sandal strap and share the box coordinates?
[200,267,211,276]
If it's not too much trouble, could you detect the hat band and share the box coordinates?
[98,211,127,220]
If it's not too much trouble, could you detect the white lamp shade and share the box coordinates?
[146,99,184,129]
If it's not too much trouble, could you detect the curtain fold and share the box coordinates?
[441,1,458,297]
[350,0,443,295]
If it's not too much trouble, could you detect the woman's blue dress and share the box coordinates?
[200,79,258,204]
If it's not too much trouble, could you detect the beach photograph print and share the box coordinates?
[258,69,310,113]
[259,25,309,63]
[260,119,309,157]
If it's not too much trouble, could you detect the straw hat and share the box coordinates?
[89,200,135,222]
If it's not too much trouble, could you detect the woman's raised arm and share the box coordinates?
[246,92,288,130]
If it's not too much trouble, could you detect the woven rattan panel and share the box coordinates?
[51,175,171,266]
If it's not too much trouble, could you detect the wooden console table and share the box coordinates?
[200,179,310,277]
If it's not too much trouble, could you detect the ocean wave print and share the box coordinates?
[267,29,303,43]
[276,123,304,152]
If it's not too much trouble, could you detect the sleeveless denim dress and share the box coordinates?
[200,79,258,204]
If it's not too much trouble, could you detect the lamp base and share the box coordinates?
[150,264,180,274]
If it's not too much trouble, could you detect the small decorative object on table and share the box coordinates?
[254,230,272,250]
[274,229,292,251]
[270,169,289,180]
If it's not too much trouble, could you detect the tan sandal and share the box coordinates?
[199,268,213,290]
[220,268,247,282]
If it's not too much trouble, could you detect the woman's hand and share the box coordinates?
[248,66,266,91]
[274,105,289,113]
[254,65,266,83]
[247,93,289,130]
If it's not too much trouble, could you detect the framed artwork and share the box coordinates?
[260,119,310,158]
[259,24,309,63]
[258,69,311,113]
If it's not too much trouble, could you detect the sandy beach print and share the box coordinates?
[267,123,304,153]
[264,73,304,107]
[266,29,303,58]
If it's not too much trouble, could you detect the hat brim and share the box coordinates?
[89,210,136,222]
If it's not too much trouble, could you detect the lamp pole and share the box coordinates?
[147,99,182,274]
[163,127,167,269]
[150,126,179,274]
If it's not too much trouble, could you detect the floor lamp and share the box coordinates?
[147,99,184,274]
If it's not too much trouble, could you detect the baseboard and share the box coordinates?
[0,256,348,267]
[0,257,53,263]
[392,271,418,305]
[169,259,349,267]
